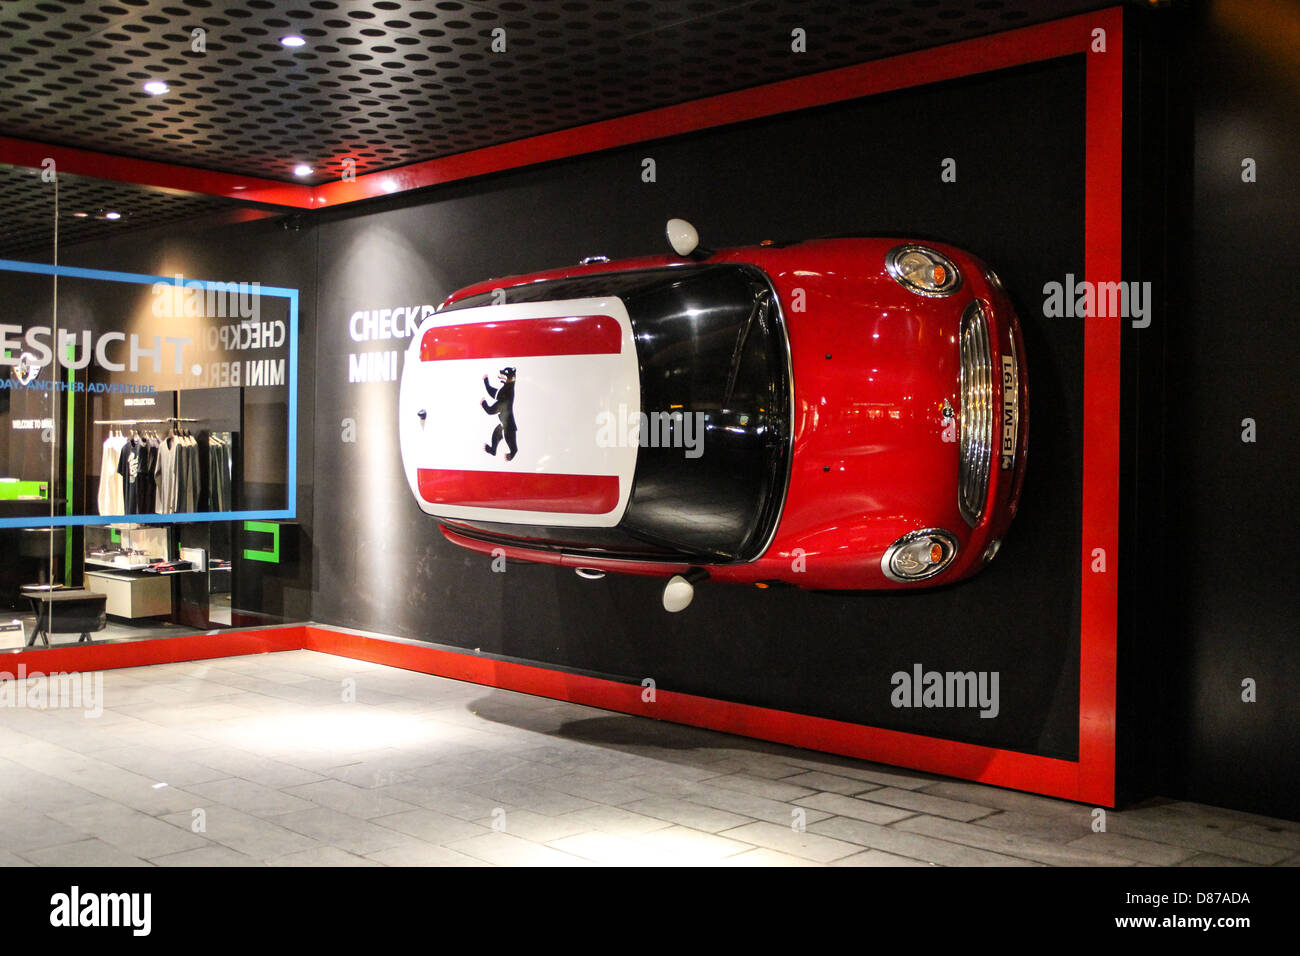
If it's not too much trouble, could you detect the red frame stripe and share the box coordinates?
[420,315,621,362]
[417,468,620,515]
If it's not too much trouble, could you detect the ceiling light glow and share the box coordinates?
[280,35,306,47]
[143,80,169,95]
[293,164,313,177]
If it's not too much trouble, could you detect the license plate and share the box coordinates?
[1000,354,1018,470]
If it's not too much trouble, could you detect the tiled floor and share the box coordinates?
[0,650,1296,867]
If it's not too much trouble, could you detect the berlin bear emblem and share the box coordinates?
[481,365,518,461]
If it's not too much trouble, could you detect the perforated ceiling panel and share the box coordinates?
[0,163,257,257]
[0,0,1110,184]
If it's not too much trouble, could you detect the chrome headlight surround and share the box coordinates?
[881,528,959,583]
[886,244,962,297]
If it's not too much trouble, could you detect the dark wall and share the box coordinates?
[308,57,1089,760]
[1165,1,1300,820]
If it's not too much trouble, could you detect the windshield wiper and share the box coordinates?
[723,288,769,407]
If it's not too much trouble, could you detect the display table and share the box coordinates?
[83,570,172,619]
[20,586,107,647]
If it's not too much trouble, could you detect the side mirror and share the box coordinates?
[666,218,713,260]
[662,574,695,613]
[666,218,700,257]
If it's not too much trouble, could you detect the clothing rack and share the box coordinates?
[93,417,201,426]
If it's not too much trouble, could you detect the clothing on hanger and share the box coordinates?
[96,431,127,516]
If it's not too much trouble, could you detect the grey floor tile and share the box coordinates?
[374,782,520,821]
[683,783,824,827]
[273,807,412,856]
[185,749,325,789]
[1226,823,1300,852]
[720,848,825,867]
[780,770,879,796]
[1102,816,1292,864]
[471,809,589,844]
[808,816,1041,866]
[1064,832,1197,866]
[185,777,317,818]
[267,846,382,866]
[444,831,591,866]
[366,842,494,866]
[0,806,94,852]
[705,773,818,803]
[776,759,941,791]
[977,809,1095,843]
[894,815,1134,867]
[548,831,680,866]
[83,747,232,789]
[281,778,419,819]
[717,821,862,863]
[1177,853,1256,867]
[630,825,755,863]
[540,773,654,807]
[158,806,320,860]
[621,795,763,833]
[557,805,676,838]
[856,786,997,822]
[48,801,209,858]
[459,779,597,816]
[150,845,266,866]
[832,849,934,867]
[21,838,152,867]
[371,808,491,845]
[793,792,917,826]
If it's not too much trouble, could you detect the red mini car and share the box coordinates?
[398,221,1027,610]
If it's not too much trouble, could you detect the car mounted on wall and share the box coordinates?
[398,220,1027,611]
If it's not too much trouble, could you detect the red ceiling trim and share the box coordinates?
[3,8,1106,213]
[0,135,314,208]
[319,12,1093,207]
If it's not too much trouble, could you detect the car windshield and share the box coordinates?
[442,264,791,561]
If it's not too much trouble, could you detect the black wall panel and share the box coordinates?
[1165,3,1300,821]
[309,57,1088,759]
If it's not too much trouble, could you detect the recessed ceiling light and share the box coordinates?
[280,35,306,47]
[105,211,121,220]
[143,80,169,95]
[72,212,88,218]
[292,164,313,177]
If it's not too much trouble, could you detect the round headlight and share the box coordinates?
[886,245,961,297]
[881,528,959,583]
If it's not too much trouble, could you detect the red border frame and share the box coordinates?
[0,7,1123,805]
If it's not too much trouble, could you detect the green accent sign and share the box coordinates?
[65,342,75,584]
[243,520,280,563]
[0,481,48,500]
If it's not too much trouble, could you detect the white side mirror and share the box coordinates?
[662,574,695,613]
[666,218,700,257]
